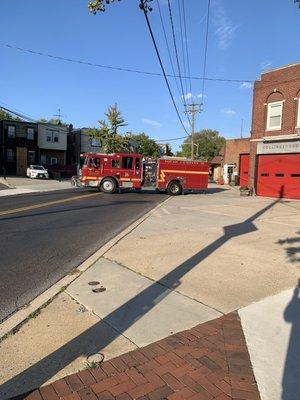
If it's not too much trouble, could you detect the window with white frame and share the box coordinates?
[27,128,35,140]
[7,125,16,138]
[266,101,283,131]
[297,98,300,128]
[45,129,59,143]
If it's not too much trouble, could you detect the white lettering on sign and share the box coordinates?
[257,140,300,154]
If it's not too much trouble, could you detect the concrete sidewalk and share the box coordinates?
[240,288,300,400]
[0,177,72,196]
[0,185,299,399]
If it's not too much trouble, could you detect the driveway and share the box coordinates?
[106,185,300,313]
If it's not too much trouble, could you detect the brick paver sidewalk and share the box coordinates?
[18,313,260,400]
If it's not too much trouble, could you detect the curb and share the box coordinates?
[0,196,172,340]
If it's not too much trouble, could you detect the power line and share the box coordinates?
[167,0,188,110]
[0,42,254,83]
[0,101,37,121]
[156,0,185,111]
[201,0,211,109]
[0,105,36,122]
[182,0,193,96]
[177,0,188,97]
[0,102,190,143]
[1,101,188,143]
[0,104,69,132]
[140,1,190,135]
[156,135,189,142]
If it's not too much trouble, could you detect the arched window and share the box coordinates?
[266,91,284,131]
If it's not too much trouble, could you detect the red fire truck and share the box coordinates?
[75,152,208,195]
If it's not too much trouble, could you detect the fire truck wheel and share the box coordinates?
[101,178,117,194]
[167,181,182,196]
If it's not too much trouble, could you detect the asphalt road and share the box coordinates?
[0,188,167,322]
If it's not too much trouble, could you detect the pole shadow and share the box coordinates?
[0,196,282,399]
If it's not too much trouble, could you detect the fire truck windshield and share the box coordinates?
[80,155,88,167]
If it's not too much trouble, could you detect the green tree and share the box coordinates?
[87,104,129,153]
[88,0,152,14]
[127,133,161,157]
[37,118,68,127]
[88,0,122,13]
[178,129,225,161]
[0,109,21,121]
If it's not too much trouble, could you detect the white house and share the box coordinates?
[38,124,68,165]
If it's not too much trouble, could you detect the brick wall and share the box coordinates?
[249,63,300,188]
[222,138,250,172]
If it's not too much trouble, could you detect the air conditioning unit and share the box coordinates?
[295,127,300,136]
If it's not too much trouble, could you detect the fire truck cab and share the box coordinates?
[77,152,208,195]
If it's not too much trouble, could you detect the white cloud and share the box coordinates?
[221,108,236,116]
[181,92,207,102]
[183,92,193,101]
[239,82,253,90]
[212,0,238,50]
[260,60,272,70]
[142,118,162,128]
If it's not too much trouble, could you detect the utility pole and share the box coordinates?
[185,103,200,160]
[240,118,244,138]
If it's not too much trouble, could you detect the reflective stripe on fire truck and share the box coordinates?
[158,169,209,182]
[82,177,140,182]
[82,176,99,181]
[119,178,141,182]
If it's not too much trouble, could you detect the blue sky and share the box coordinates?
[0,0,300,151]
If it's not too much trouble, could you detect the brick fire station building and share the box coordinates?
[249,62,300,199]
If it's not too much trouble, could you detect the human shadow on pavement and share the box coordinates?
[282,283,300,400]
[0,196,282,399]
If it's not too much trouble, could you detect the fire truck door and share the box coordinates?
[119,156,134,187]
[88,156,101,184]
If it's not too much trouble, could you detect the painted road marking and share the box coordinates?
[0,192,100,217]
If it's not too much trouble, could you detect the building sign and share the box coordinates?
[257,140,300,154]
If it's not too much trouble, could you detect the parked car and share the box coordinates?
[26,165,49,179]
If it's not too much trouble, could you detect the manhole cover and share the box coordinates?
[87,353,104,365]
[88,281,100,286]
[92,287,106,293]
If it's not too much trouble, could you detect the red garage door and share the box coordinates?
[257,154,300,199]
[239,154,250,186]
